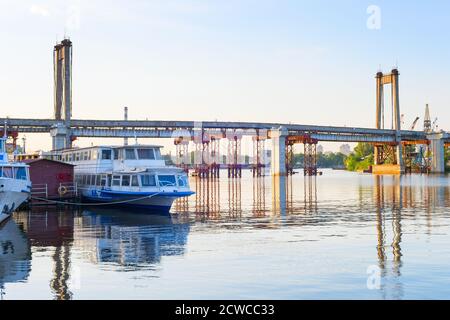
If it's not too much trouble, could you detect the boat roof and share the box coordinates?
[59,144,164,152]
[21,158,75,166]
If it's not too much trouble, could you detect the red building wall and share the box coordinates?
[25,159,74,198]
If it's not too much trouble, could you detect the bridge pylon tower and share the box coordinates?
[51,39,73,150]
[374,69,404,173]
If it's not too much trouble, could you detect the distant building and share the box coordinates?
[339,144,351,156]
[317,145,324,154]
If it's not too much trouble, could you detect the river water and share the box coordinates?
[1,169,449,300]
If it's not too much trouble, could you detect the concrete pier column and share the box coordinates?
[427,133,445,173]
[50,124,71,151]
[270,127,288,176]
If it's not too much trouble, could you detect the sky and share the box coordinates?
[0,0,449,154]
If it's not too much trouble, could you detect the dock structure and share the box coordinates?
[1,39,449,175]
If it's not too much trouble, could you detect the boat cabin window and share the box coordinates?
[154,148,161,159]
[0,166,13,178]
[112,175,121,186]
[158,175,176,186]
[140,174,156,187]
[121,175,130,186]
[137,148,155,160]
[125,148,136,160]
[101,175,107,187]
[102,150,112,160]
[131,175,139,187]
[113,150,119,160]
[15,167,28,180]
[177,175,188,187]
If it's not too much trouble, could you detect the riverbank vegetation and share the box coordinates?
[344,143,374,171]
[293,152,347,169]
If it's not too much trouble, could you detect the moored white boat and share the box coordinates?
[0,127,31,224]
[58,144,194,213]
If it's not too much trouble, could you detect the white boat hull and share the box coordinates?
[81,188,193,213]
[0,178,30,223]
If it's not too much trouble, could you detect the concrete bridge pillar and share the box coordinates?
[427,133,445,173]
[271,127,288,176]
[50,124,71,151]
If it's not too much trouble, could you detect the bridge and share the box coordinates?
[1,39,449,175]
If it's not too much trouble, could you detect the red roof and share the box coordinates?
[21,158,75,166]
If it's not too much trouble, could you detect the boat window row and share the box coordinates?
[61,148,161,163]
[0,166,29,180]
[76,173,188,187]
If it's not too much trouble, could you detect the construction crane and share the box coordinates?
[410,117,420,130]
[431,117,438,132]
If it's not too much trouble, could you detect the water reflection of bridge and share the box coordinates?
[371,175,449,299]
[174,174,319,218]
[9,208,190,300]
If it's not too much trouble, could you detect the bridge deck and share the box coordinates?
[0,117,434,143]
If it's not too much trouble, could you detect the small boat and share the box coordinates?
[57,144,195,213]
[0,127,31,224]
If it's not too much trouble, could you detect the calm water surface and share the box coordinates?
[1,169,449,299]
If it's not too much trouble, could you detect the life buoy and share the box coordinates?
[58,185,68,196]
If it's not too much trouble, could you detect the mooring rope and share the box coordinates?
[30,190,166,206]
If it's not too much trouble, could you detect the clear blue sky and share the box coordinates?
[0,0,449,152]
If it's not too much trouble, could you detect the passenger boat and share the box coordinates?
[58,144,194,212]
[0,129,31,224]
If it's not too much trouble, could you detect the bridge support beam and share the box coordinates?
[271,127,288,176]
[174,138,190,173]
[427,133,446,173]
[252,135,266,177]
[50,124,71,151]
[226,131,242,178]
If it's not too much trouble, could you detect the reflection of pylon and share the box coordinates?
[228,177,241,216]
[373,175,404,299]
[174,194,189,213]
[286,175,293,213]
[252,176,266,216]
[194,177,220,217]
[303,176,317,213]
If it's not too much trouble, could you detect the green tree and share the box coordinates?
[345,143,374,171]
